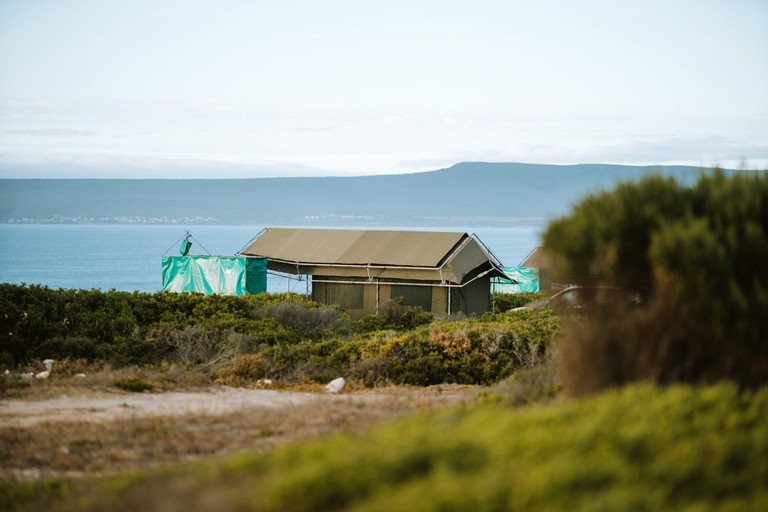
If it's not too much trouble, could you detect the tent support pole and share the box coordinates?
[491,278,496,316]
[448,287,452,316]
[376,279,380,314]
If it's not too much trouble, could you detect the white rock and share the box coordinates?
[324,377,345,393]
[43,359,54,371]
[257,378,273,387]
[75,373,86,378]
[35,371,50,379]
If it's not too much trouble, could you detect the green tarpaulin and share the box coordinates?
[492,267,539,293]
[161,256,267,295]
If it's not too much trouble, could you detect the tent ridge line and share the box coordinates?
[309,277,469,288]
[437,235,473,271]
[470,232,504,267]
[264,256,446,272]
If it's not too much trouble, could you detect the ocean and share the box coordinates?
[0,223,546,293]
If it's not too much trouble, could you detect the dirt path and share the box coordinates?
[0,385,477,481]
[1,387,343,428]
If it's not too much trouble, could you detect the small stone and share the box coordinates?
[325,377,345,393]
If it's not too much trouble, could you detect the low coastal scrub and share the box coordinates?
[5,383,766,512]
[112,376,154,393]
[0,284,553,387]
[492,291,546,312]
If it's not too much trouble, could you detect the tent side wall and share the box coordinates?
[450,274,491,316]
[312,276,450,319]
[311,277,377,320]
[380,281,446,315]
[310,274,498,318]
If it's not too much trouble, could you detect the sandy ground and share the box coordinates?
[0,384,478,482]
[1,387,358,428]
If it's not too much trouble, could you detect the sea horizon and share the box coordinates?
[0,222,546,294]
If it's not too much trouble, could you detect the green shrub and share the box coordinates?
[113,376,154,392]
[0,285,314,366]
[158,325,248,372]
[492,292,546,313]
[494,309,560,366]
[0,479,69,512]
[37,335,102,360]
[252,302,349,338]
[485,365,561,406]
[358,313,560,386]
[359,298,434,331]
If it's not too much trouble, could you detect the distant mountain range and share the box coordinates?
[0,162,748,226]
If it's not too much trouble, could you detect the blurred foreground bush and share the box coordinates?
[8,383,765,512]
[545,169,768,392]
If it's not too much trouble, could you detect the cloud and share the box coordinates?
[0,152,341,179]
[6,129,98,137]
[282,126,335,133]
[393,137,768,173]
[565,137,768,169]
[2,95,766,176]
[380,114,414,125]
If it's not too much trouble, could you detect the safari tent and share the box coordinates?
[239,228,510,318]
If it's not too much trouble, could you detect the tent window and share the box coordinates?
[325,283,364,309]
[391,284,432,312]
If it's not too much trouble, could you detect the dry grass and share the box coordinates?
[2,363,218,401]
[0,368,478,483]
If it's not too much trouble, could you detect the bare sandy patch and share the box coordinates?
[0,384,478,482]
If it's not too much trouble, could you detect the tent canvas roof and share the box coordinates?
[242,228,468,267]
[520,246,552,268]
[240,228,503,284]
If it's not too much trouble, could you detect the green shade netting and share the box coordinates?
[492,267,539,293]
[161,256,267,295]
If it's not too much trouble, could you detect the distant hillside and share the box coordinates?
[0,162,743,226]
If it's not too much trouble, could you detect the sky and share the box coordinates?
[0,0,766,178]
